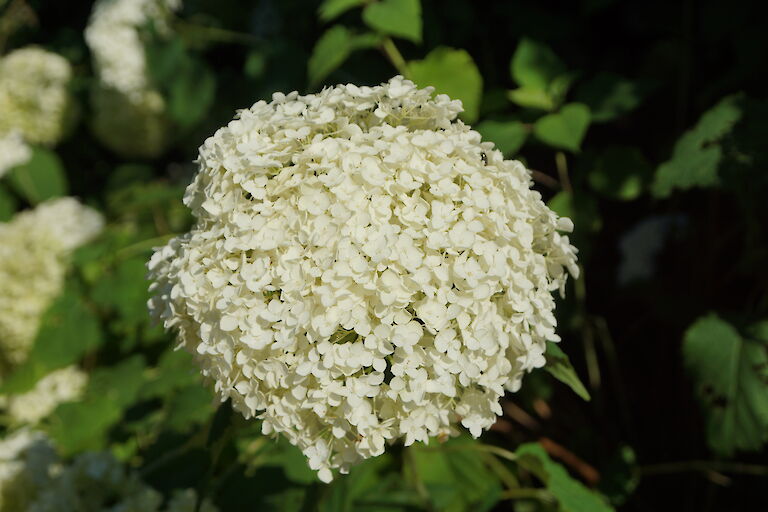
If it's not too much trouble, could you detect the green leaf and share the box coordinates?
[408,437,502,511]
[408,47,483,123]
[652,95,743,198]
[575,73,649,123]
[683,314,768,455]
[0,185,17,221]
[533,103,590,152]
[7,147,67,205]
[510,38,566,91]
[308,26,380,86]
[516,442,614,512]
[508,86,555,111]
[544,342,591,401]
[1,284,102,394]
[168,58,216,130]
[362,0,422,43]
[588,146,651,201]
[46,356,146,455]
[319,0,366,21]
[91,256,152,325]
[475,120,528,157]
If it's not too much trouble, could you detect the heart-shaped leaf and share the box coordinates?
[363,0,422,43]
[534,103,590,152]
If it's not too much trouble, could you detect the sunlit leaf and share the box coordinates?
[510,38,566,91]
[544,342,591,401]
[408,47,483,122]
[516,442,614,512]
[475,120,528,157]
[683,314,768,455]
[652,95,743,198]
[362,0,422,43]
[533,103,590,152]
[318,0,367,21]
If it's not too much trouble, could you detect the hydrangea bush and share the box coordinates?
[149,76,578,481]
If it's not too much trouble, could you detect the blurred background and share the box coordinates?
[0,0,767,510]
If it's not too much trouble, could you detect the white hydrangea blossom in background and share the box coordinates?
[0,429,57,511]
[85,0,180,157]
[86,0,181,97]
[0,199,104,371]
[0,132,31,179]
[0,430,216,512]
[1,366,87,425]
[0,47,74,147]
[148,76,579,482]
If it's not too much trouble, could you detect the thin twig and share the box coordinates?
[530,169,560,190]
[640,460,768,477]
[555,152,572,194]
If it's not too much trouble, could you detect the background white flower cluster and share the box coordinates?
[0,47,73,178]
[0,429,217,512]
[149,76,579,481]
[0,198,103,373]
[85,0,181,158]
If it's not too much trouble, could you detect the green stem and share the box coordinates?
[555,151,571,194]
[499,488,552,501]
[113,233,177,260]
[381,37,409,77]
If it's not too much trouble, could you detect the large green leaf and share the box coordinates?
[308,26,379,86]
[533,103,590,152]
[510,38,566,91]
[544,342,591,401]
[408,437,502,512]
[652,95,743,198]
[362,0,422,43]
[318,0,367,21]
[168,58,216,130]
[475,120,528,157]
[408,47,483,122]
[7,147,67,205]
[1,284,102,394]
[683,314,768,455]
[46,356,146,454]
[516,442,614,512]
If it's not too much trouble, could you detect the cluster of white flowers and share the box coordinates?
[0,366,87,425]
[0,430,57,511]
[0,47,74,147]
[0,199,104,372]
[148,76,579,482]
[85,0,180,157]
[0,131,31,179]
[0,430,216,512]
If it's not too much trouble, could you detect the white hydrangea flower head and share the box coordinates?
[0,199,104,371]
[0,429,57,512]
[148,76,579,482]
[0,131,31,179]
[1,366,87,425]
[0,47,74,146]
[86,0,180,157]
